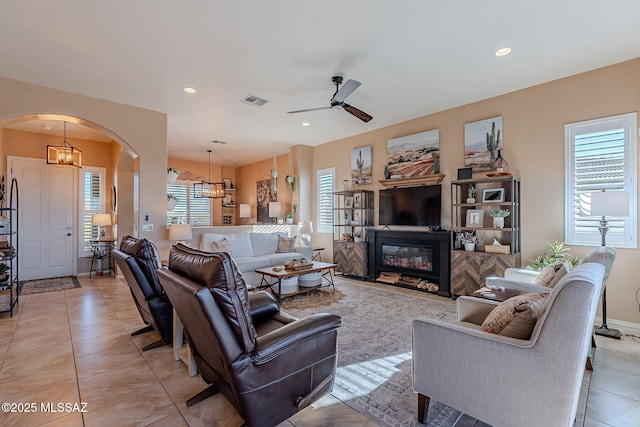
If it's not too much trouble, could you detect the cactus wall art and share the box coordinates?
[351,146,372,185]
[463,116,503,169]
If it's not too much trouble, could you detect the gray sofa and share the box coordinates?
[200,232,312,286]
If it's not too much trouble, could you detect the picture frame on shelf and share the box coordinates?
[354,194,361,208]
[223,178,232,188]
[353,209,361,224]
[344,196,354,208]
[481,188,505,203]
[466,209,484,228]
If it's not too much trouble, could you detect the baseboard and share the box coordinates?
[594,316,640,334]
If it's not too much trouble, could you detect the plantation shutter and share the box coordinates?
[80,168,105,256]
[166,182,211,226]
[565,113,637,248]
[316,167,335,233]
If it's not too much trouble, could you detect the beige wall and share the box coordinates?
[311,58,640,325]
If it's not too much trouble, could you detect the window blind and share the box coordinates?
[316,168,335,233]
[166,182,211,226]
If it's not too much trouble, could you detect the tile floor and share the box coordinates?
[0,275,638,427]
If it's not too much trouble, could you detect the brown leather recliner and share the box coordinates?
[113,236,173,351]
[157,243,342,427]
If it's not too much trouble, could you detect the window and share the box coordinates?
[167,182,212,226]
[565,113,637,248]
[316,167,335,233]
[79,167,106,257]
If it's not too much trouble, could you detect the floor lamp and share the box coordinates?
[589,190,629,339]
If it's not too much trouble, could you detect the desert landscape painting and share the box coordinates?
[351,146,372,185]
[386,129,440,177]
[464,116,503,169]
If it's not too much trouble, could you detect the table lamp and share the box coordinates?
[589,190,629,339]
[299,221,313,246]
[92,213,112,240]
[269,202,283,224]
[169,223,193,245]
[240,204,252,225]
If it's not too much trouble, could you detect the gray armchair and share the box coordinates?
[412,262,605,427]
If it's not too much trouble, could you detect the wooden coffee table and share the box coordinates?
[255,261,337,305]
[472,287,525,302]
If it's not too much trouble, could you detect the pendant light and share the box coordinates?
[271,150,279,197]
[193,150,225,199]
[46,121,82,168]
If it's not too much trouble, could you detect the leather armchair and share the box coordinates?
[157,243,341,427]
[412,263,605,427]
[113,236,173,351]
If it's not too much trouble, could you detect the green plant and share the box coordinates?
[467,186,476,199]
[490,208,510,217]
[285,213,293,219]
[530,241,579,270]
[0,263,9,275]
[167,167,179,174]
[459,231,478,244]
[286,175,296,192]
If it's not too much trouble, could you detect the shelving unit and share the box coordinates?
[333,190,374,279]
[450,175,521,296]
[0,178,19,316]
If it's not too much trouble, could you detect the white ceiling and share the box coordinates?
[1,1,639,167]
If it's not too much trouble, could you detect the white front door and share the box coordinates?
[10,157,75,280]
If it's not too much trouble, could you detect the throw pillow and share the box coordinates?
[547,261,570,288]
[212,238,232,254]
[534,260,567,287]
[276,235,296,253]
[481,293,547,339]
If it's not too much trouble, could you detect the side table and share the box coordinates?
[90,239,116,278]
[312,247,324,261]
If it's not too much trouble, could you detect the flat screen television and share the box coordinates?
[379,185,442,226]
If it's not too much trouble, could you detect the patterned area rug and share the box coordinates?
[18,276,81,295]
[281,288,345,310]
[285,278,462,427]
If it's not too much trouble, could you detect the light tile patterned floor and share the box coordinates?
[0,275,638,426]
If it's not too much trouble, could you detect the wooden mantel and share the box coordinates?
[378,174,445,188]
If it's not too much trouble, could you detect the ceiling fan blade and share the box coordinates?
[343,104,373,123]
[332,79,361,103]
[287,106,332,114]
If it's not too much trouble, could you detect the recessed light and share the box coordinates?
[495,47,511,57]
[301,122,310,127]
[183,87,197,94]
[42,125,53,131]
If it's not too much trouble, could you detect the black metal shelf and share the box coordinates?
[0,178,19,317]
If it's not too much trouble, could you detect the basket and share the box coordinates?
[484,245,511,254]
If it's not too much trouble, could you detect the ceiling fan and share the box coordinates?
[288,76,373,123]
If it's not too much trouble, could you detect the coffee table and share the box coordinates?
[255,261,337,305]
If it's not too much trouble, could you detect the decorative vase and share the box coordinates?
[490,149,510,172]
[167,171,179,184]
[464,243,475,252]
[493,216,505,228]
[286,217,293,225]
[466,198,475,204]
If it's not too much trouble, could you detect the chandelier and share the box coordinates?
[46,121,82,168]
[193,149,226,199]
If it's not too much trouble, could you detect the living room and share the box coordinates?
[1,2,640,426]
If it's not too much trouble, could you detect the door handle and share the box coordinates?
[67,233,72,236]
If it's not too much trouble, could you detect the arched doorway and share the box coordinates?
[0,114,139,280]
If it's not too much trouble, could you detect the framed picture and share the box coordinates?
[387,129,440,177]
[223,178,232,188]
[354,194,361,208]
[464,116,503,170]
[351,146,372,185]
[482,188,505,203]
[344,196,354,208]
[353,209,362,224]
[466,209,484,228]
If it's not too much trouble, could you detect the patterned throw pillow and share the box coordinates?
[481,293,548,339]
[276,236,296,253]
[212,238,232,254]
[534,260,568,287]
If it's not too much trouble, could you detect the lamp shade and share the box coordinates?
[239,204,252,218]
[589,191,630,217]
[169,223,193,241]
[269,202,283,218]
[299,220,313,235]
[92,213,112,226]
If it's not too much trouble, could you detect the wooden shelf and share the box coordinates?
[378,174,445,188]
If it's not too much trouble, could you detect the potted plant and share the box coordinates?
[0,263,9,282]
[467,186,476,203]
[459,231,478,252]
[285,213,294,225]
[531,241,579,270]
[167,167,180,184]
[489,208,510,228]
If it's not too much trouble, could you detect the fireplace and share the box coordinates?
[368,229,451,297]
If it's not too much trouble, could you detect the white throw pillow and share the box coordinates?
[226,233,254,257]
[250,233,280,256]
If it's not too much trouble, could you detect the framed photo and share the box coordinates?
[351,146,372,185]
[344,196,354,208]
[482,188,505,203]
[466,209,484,228]
[464,116,503,170]
[354,194,361,208]
[223,178,232,188]
[353,209,362,224]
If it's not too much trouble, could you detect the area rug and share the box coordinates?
[18,276,81,295]
[284,278,462,427]
[281,288,345,310]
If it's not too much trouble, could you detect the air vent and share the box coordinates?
[241,94,268,107]
[210,140,228,145]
